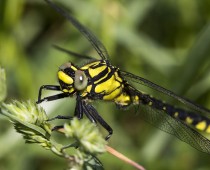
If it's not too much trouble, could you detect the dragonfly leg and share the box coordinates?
[85,103,113,140]
[52,125,64,131]
[37,92,71,104]
[37,85,61,103]
[47,115,73,121]
[37,85,71,104]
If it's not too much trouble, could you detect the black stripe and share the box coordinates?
[87,65,117,97]
[90,61,106,69]
[94,67,116,85]
[92,66,110,82]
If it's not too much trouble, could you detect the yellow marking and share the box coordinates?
[81,85,92,97]
[163,106,166,110]
[114,72,123,82]
[88,65,107,78]
[206,125,210,133]
[114,93,131,106]
[86,85,92,93]
[95,75,121,95]
[58,71,73,84]
[185,117,193,124]
[94,73,108,84]
[81,91,87,97]
[94,67,111,84]
[63,89,68,93]
[133,95,139,105]
[71,65,77,71]
[148,101,153,106]
[195,121,207,131]
[104,88,121,100]
[174,112,179,117]
[69,88,75,93]
[62,87,75,93]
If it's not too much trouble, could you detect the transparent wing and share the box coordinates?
[139,103,210,154]
[53,45,94,60]
[121,70,210,116]
[45,0,110,60]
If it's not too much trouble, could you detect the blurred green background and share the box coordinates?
[0,0,210,169]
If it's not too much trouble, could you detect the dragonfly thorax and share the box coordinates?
[78,60,136,107]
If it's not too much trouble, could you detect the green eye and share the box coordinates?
[74,70,88,90]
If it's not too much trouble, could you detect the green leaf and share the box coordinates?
[0,67,7,103]
[64,118,107,154]
[0,100,63,155]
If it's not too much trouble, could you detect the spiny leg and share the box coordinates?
[50,98,85,132]
[48,115,73,121]
[37,92,70,104]
[50,102,93,133]
[37,92,73,131]
[83,102,97,124]
[74,97,84,120]
[37,85,61,103]
[74,98,113,140]
[85,103,113,140]
[37,85,74,131]
[52,125,64,132]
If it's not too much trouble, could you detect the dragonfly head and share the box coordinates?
[58,62,88,93]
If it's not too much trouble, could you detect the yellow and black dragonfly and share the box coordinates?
[37,0,210,154]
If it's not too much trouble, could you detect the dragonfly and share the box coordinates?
[37,0,210,154]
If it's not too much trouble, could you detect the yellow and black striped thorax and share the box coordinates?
[57,60,138,106]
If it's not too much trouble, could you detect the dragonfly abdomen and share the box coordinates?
[139,93,210,133]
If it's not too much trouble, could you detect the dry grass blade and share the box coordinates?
[106,145,145,170]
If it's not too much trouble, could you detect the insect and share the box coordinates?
[37,0,210,153]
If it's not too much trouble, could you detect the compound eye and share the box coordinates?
[59,62,72,70]
[74,70,88,90]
